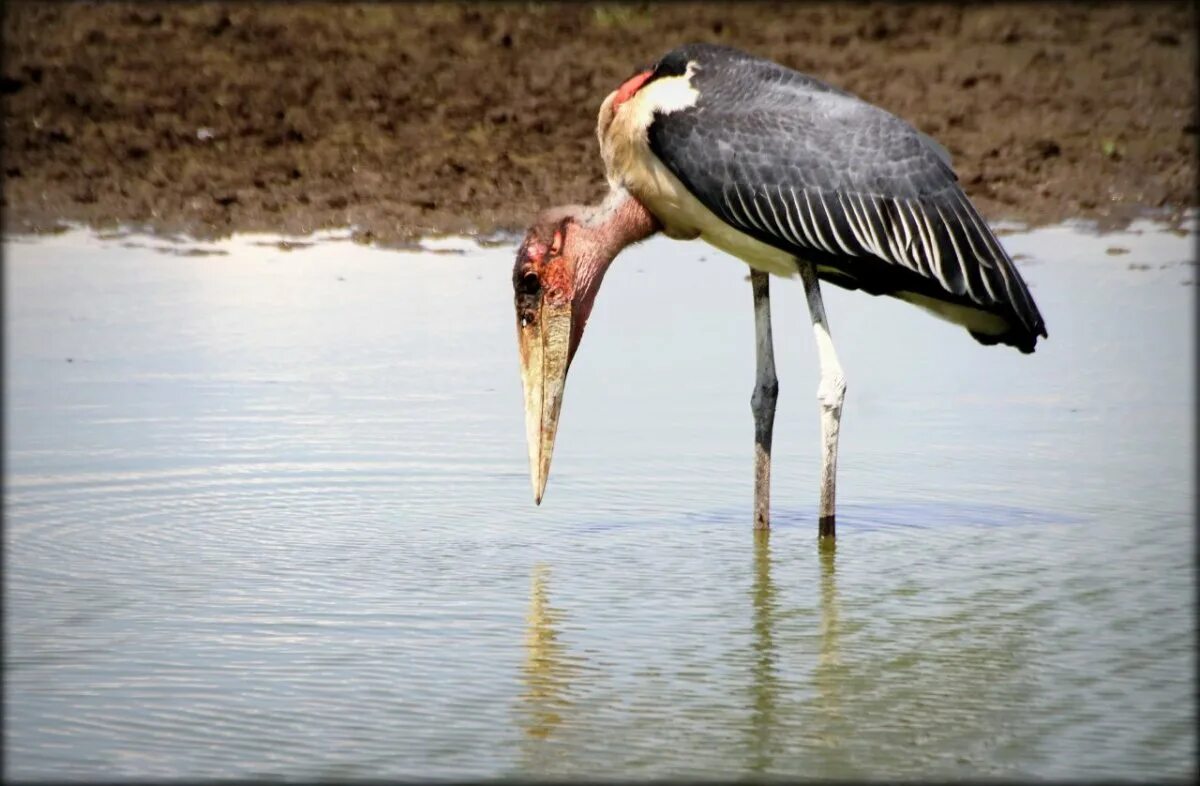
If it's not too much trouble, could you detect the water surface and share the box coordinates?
[4,220,1195,779]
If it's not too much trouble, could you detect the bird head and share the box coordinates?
[513,210,587,506]
[512,193,658,505]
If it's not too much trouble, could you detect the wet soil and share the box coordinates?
[2,3,1196,244]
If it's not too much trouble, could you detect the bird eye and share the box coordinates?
[519,271,541,296]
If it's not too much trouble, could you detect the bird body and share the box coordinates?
[513,43,1047,533]
[599,43,1046,352]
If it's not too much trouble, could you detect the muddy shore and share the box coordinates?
[2,3,1196,244]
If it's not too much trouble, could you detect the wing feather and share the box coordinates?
[923,203,965,296]
[762,188,791,245]
[731,183,759,231]
[933,202,981,302]
[842,193,877,260]
[878,198,909,269]
[802,190,837,255]
[776,186,806,247]
[914,200,953,293]
[793,188,821,249]
[857,194,893,271]
[721,185,742,228]
[750,188,777,236]
[887,198,916,267]
[816,192,857,257]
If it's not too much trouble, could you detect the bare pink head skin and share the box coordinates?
[513,188,659,503]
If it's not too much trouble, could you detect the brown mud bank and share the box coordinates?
[2,2,1196,245]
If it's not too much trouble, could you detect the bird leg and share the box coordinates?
[797,261,845,539]
[750,270,779,530]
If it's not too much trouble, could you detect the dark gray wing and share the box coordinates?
[647,44,1046,350]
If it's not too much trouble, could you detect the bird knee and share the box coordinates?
[817,373,846,409]
[751,376,779,413]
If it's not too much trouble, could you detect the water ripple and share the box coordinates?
[4,224,1196,780]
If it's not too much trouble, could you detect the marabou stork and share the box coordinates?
[513,43,1046,536]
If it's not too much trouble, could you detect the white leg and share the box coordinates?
[797,261,845,539]
[750,271,779,530]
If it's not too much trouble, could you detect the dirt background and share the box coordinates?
[2,2,1196,244]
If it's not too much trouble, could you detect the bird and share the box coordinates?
[512,43,1046,537]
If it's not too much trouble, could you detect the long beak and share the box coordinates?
[517,301,572,504]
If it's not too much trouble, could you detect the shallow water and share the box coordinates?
[4,219,1195,780]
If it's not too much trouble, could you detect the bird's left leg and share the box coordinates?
[797,260,845,539]
[750,270,779,530]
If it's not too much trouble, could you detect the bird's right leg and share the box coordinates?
[797,260,845,540]
[750,270,779,530]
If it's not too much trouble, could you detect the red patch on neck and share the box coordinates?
[612,69,653,114]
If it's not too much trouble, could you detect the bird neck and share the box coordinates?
[569,189,660,357]
[573,188,659,300]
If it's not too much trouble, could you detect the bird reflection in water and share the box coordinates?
[748,533,845,774]
[518,564,579,743]
[749,529,780,773]
[813,539,845,749]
